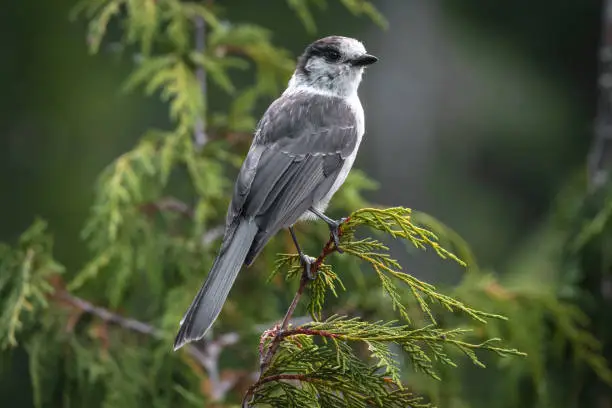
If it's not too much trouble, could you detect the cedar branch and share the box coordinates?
[54,290,239,401]
[243,225,344,407]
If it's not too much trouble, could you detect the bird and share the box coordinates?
[173,35,378,351]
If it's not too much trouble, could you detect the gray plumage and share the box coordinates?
[173,36,377,350]
[174,220,257,347]
[240,92,360,264]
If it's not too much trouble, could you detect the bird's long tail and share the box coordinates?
[173,219,258,350]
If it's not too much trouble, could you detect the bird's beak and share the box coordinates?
[350,53,379,67]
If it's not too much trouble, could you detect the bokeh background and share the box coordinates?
[0,0,599,273]
[1,0,610,407]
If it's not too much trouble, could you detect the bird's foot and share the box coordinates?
[328,217,348,253]
[299,254,317,280]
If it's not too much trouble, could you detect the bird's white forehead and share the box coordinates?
[336,37,367,56]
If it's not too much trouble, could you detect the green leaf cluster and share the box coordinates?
[254,207,524,407]
[0,220,64,348]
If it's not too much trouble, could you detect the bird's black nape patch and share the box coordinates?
[296,36,345,76]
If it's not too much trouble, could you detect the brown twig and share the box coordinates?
[257,232,339,374]
[245,373,321,395]
[55,290,239,401]
[192,332,241,401]
[139,196,194,219]
[279,328,340,339]
[257,274,309,373]
[242,224,346,407]
[202,225,225,246]
[56,290,163,337]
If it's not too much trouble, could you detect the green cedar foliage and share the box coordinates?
[250,207,522,407]
[0,1,608,408]
[412,181,612,408]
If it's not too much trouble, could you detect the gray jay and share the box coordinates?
[174,36,377,350]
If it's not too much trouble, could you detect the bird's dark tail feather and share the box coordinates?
[173,219,258,351]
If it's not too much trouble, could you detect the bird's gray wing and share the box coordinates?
[225,92,359,265]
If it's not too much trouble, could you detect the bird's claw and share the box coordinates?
[300,254,317,280]
[329,217,348,253]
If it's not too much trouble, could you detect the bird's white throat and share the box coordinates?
[286,67,364,99]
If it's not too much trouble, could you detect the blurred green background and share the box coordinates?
[0,0,599,267]
[1,0,610,407]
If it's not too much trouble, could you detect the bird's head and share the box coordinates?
[289,36,378,97]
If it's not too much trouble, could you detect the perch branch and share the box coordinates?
[243,227,344,407]
[258,274,309,372]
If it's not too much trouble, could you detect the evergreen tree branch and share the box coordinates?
[245,232,341,407]
[56,290,162,337]
[256,274,308,377]
[259,233,340,373]
[247,374,321,394]
[202,225,225,246]
[139,196,195,219]
[280,328,340,339]
[54,289,239,400]
[242,208,527,407]
[254,316,313,332]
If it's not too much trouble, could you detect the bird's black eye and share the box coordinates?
[324,49,341,63]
